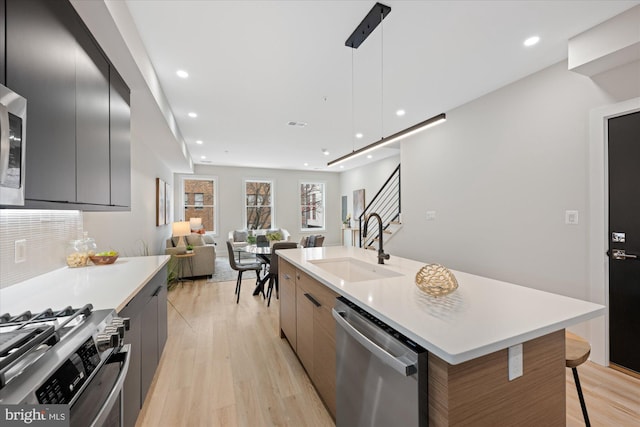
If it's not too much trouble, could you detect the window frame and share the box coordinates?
[180,175,218,235]
[299,180,326,232]
[243,178,275,230]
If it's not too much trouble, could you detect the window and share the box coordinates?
[194,193,204,209]
[245,180,273,230]
[183,177,216,233]
[300,182,325,230]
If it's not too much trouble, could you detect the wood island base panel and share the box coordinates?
[428,329,565,426]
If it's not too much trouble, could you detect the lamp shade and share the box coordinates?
[189,217,202,228]
[172,221,191,237]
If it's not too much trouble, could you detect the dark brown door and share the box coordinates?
[608,110,640,374]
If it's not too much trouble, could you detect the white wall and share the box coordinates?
[83,94,174,256]
[386,60,638,304]
[174,165,341,248]
[339,155,401,226]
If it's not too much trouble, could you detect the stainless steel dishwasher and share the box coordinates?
[333,296,428,427]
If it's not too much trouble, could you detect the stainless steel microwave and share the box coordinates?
[0,84,27,206]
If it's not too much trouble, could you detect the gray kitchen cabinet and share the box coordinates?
[119,266,168,427]
[109,70,131,207]
[6,0,77,203]
[120,311,141,427]
[1,0,5,85]
[75,23,110,206]
[5,0,130,210]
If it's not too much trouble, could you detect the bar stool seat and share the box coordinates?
[566,331,591,426]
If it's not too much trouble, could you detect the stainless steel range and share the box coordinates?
[0,304,131,427]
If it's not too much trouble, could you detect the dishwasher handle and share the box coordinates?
[332,308,417,376]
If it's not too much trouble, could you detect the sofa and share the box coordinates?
[165,233,216,278]
[228,228,291,248]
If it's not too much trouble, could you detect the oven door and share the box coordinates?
[69,344,131,427]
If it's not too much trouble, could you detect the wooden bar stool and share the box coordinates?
[566,331,591,427]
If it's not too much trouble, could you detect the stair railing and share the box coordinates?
[357,164,401,248]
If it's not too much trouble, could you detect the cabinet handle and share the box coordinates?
[283,274,291,280]
[296,273,300,280]
[304,293,321,307]
[152,286,163,297]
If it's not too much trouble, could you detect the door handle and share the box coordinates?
[610,249,638,260]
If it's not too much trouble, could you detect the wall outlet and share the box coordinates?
[426,210,436,221]
[565,210,579,225]
[15,239,27,263]
[508,344,523,380]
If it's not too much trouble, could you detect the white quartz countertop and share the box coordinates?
[0,255,170,314]
[278,246,604,365]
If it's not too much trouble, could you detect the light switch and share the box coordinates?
[508,344,523,381]
[15,239,26,263]
[426,211,436,221]
[565,210,579,225]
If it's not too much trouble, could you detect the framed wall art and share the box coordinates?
[156,178,166,226]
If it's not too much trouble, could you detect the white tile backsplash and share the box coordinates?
[0,210,83,288]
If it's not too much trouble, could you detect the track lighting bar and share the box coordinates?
[328,113,446,167]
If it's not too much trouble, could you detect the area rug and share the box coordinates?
[208,256,259,283]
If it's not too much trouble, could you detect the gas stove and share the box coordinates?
[0,304,129,407]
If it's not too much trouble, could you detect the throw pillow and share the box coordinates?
[186,234,204,247]
[233,230,248,242]
[202,234,215,245]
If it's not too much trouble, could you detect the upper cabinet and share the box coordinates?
[1,0,6,85]
[110,70,131,207]
[4,0,131,211]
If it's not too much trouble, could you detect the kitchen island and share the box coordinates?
[277,246,604,425]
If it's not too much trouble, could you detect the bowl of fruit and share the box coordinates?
[89,250,119,265]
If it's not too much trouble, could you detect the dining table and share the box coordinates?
[242,244,272,296]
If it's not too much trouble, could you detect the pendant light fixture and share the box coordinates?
[328,2,446,168]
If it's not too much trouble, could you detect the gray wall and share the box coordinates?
[176,165,341,248]
[385,60,639,303]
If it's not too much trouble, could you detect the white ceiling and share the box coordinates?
[125,0,639,172]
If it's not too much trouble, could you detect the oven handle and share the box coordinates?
[0,103,10,184]
[89,344,131,427]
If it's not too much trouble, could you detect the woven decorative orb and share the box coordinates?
[415,264,458,297]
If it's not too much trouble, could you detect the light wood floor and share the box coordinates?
[137,277,640,427]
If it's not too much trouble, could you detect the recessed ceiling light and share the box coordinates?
[339,165,344,169]
[200,155,206,159]
[367,154,373,159]
[304,162,309,167]
[396,109,405,116]
[196,140,203,145]
[355,133,363,139]
[188,112,198,118]
[322,149,330,156]
[524,36,540,47]
[176,70,189,78]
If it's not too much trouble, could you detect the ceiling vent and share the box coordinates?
[287,121,307,127]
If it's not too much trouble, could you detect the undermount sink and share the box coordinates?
[308,257,403,283]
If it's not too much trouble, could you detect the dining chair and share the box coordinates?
[226,241,263,304]
[306,235,316,247]
[313,235,325,247]
[256,235,269,247]
[266,242,298,307]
